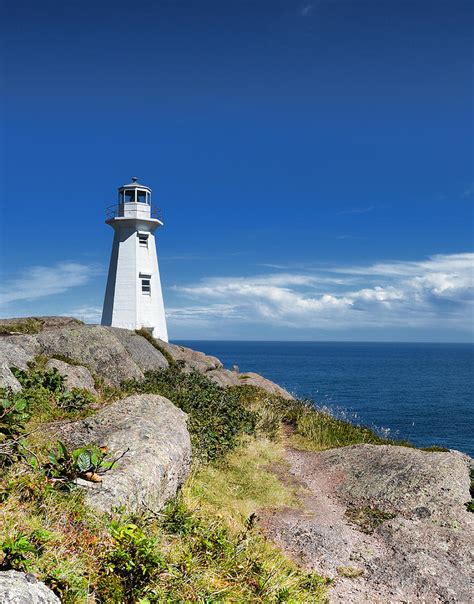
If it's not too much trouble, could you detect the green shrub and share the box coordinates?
[57,388,95,413]
[123,366,258,461]
[0,529,50,571]
[103,521,164,602]
[11,367,64,393]
[0,392,30,466]
[11,366,96,423]
[231,385,413,451]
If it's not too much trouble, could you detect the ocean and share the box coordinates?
[176,341,474,458]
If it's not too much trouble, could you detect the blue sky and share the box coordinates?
[0,0,472,341]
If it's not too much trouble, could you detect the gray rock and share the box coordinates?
[157,341,223,372]
[0,362,21,392]
[207,368,293,399]
[107,327,168,373]
[260,444,474,603]
[0,335,40,370]
[51,394,192,512]
[0,571,59,604]
[36,325,169,386]
[45,359,97,395]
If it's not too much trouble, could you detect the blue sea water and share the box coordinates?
[176,341,474,457]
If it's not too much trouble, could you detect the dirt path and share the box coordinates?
[259,440,473,603]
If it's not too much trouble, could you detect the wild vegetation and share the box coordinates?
[0,349,425,602]
[0,318,45,335]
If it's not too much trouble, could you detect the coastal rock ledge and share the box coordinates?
[261,443,473,603]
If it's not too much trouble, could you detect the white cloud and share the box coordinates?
[0,262,102,306]
[171,253,474,333]
[65,306,103,322]
[300,4,314,17]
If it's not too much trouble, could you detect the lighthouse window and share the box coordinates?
[141,278,151,294]
[138,234,148,248]
[137,190,147,203]
[124,190,135,203]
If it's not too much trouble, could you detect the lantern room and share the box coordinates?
[118,176,152,205]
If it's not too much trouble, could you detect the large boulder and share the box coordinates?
[157,341,223,372]
[0,335,40,370]
[45,359,97,395]
[0,362,21,392]
[51,394,192,512]
[0,571,59,604]
[207,368,293,399]
[36,325,168,386]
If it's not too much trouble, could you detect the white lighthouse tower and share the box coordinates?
[101,177,168,341]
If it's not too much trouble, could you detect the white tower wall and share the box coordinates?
[101,179,168,341]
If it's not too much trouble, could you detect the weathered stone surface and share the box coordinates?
[157,341,223,372]
[36,325,169,386]
[207,368,294,399]
[0,335,40,370]
[0,571,59,604]
[36,325,144,386]
[107,327,168,372]
[52,394,192,512]
[0,362,22,392]
[45,359,97,395]
[260,444,474,603]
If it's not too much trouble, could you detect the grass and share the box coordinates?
[2,340,441,602]
[186,436,300,530]
[230,384,412,452]
[0,438,328,603]
[0,318,44,335]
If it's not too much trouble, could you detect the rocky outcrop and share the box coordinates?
[207,368,293,399]
[36,325,168,386]
[260,443,473,603]
[0,319,291,399]
[0,571,59,603]
[45,358,97,395]
[157,341,223,372]
[51,394,192,512]
[0,335,40,371]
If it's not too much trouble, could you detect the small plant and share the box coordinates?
[0,529,50,571]
[104,521,164,601]
[345,506,396,534]
[0,392,30,466]
[337,566,364,578]
[57,388,95,412]
[40,441,119,487]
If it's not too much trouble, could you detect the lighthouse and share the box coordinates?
[101,177,168,341]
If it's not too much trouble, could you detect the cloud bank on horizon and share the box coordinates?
[167,252,474,339]
[0,252,472,341]
[0,253,474,340]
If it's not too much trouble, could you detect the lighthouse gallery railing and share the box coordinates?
[106,204,163,222]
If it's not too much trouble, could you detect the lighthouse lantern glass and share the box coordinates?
[137,190,147,203]
[124,189,135,203]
